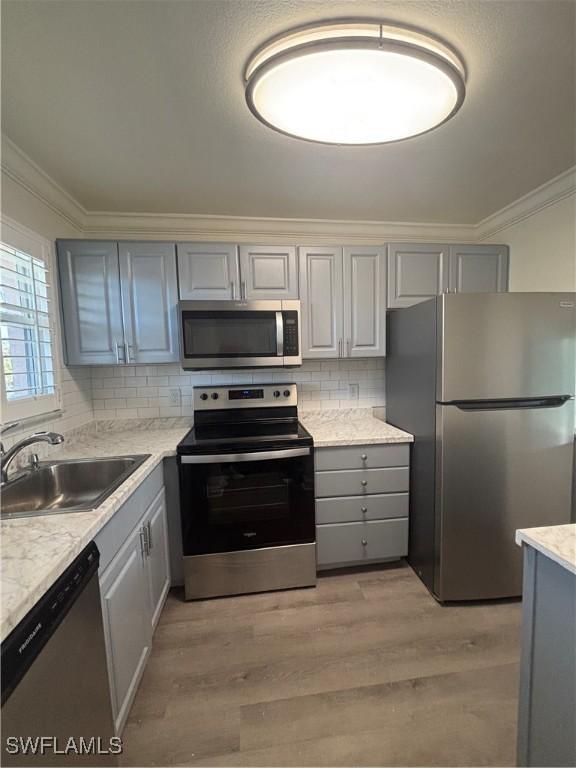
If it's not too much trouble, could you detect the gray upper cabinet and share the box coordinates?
[239,245,298,299]
[177,242,239,300]
[387,242,509,308]
[343,246,386,357]
[299,246,343,358]
[450,244,509,293]
[118,242,179,364]
[57,239,180,365]
[387,243,450,309]
[58,240,125,365]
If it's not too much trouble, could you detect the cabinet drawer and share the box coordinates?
[317,519,408,567]
[315,467,409,498]
[316,493,408,524]
[315,444,409,471]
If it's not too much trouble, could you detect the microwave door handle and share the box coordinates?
[181,447,310,464]
[276,311,284,357]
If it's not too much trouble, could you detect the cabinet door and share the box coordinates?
[239,245,298,299]
[177,242,239,300]
[144,489,171,629]
[57,240,124,365]
[119,242,179,363]
[100,523,151,733]
[449,244,509,293]
[298,246,343,358]
[343,246,386,357]
[387,243,450,308]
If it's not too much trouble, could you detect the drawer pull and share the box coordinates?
[361,506,367,513]
[361,480,367,487]
[361,539,368,546]
[361,454,367,461]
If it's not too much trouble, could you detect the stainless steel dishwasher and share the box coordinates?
[1,542,117,766]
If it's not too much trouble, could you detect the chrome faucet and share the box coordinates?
[0,429,64,483]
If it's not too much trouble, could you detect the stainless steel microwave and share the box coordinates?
[179,300,302,369]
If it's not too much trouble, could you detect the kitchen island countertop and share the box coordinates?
[516,523,576,575]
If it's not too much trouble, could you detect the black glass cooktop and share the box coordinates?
[177,419,313,455]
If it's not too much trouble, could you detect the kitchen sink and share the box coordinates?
[0,455,151,519]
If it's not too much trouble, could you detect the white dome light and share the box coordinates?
[245,22,466,145]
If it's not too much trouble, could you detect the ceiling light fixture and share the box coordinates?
[244,20,466,145]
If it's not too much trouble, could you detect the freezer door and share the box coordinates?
[435,398,574,600]
[438,293,575,401]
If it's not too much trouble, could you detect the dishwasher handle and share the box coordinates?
[1,542,100,706]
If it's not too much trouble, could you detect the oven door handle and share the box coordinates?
[180,447,310,464]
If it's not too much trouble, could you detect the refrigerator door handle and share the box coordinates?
[445,395,572,411]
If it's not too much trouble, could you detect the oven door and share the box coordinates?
[179,300,284,368]
[179,447,315,555]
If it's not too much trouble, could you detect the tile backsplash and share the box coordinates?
[91,359,386,420]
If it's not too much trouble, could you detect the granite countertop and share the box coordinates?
[516,524,576,575]
[0,419,191,642]
[301,408,413,447]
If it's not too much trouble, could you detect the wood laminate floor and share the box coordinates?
[120,562,522,767]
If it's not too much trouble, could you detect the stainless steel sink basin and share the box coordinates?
[0,455,151,519]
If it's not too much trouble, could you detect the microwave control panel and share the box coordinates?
[283,312,299,356]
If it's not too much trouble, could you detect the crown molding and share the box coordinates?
[2,135,574,244]
[81,210,475,243]
[1,136,86,232]
[475,166,576,241]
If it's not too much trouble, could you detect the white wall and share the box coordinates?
[483,195,576,292]
[1,171,94,440]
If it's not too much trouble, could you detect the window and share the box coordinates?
[0,221,60,421]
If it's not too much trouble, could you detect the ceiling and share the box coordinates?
[2,0,575,224]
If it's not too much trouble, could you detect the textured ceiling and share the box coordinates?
[2,0,575,223]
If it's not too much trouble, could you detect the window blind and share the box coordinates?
[0,242,56,406]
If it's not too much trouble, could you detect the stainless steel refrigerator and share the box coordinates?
[386,293,575,601]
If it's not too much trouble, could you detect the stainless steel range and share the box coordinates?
[177,384,316,600]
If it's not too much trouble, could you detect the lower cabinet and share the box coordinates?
[145,490,171,628]
[95,465,171,734]
[315,443,410,569]
[100,524,151,733]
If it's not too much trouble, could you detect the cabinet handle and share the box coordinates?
[347,338,351,356]
[361,506,367,513]
[139,527,148,558]
[241,281,247,299]
[361,539,368,546]
[144,523,151,557]
[361,479,368,487]
[127,344,135,363]
[115,342,125,364]
[230,281,236,299]
[338,339,342,358]
[147,520,153,550]
[361,454,367,461]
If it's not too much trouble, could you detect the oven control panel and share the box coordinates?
[194,384,298,410]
